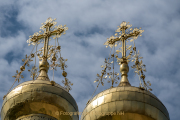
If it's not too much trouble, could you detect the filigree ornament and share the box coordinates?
[104,36,118,48]
[116,57,123,65]
[103,58,111,70]
[56,45,61,51]
[94,73,106,86]
[116,22,143,39]
[27,32,41,46]
[139,74,152,91]
[116,47,122,54]
[27,17,68,48]
[94,58,111,86]
[4,70,24,100]
[62,78,73,92]
[28,66,38,80]
[103,21,144,73]
[20,54,33,72]
[116,45,133,64]
[37,45,54,60]
[50,55,60,71]
[104,21,143,53]
[132,50,143,61]
[116,45,132,54]
[53,45,61,54]
[62,70,67,77]
[48,45,61,61]
[131,60,146,75]
[40,17,57,32]
[58,57,68,70]
[12,70,24,83]
[131,48,152,91]
[22,54,33,67]
[20,65,25,71]
[107,72,120,87]
[126,50,133,63]
[129,28,144,42]
[131,50,146,76]
[49,49,68,81]
[131,50,144,70]
[47,46,56,60]
[31,53,35,58]
[37,45,61,64]
[120,21,132,29]
[53,25,68,39]
[126,45,132,51]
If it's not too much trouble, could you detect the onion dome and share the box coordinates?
[81,86,170,120]
[1,18,78,120]
[1,79,78,120]
[81,21,170,120]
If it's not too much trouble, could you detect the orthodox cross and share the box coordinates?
[3,18,71,100]
[28,18,73,92]
[27,18,68,81]
[28,18,67,60]
[106,21,144,61]
[104,21,144,86]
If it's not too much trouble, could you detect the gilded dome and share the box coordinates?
[81,86,170,120]
[1,79,79,120]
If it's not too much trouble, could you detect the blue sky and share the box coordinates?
[0,0,180,120]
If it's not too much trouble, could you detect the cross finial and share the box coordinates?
[27,18,68,80]
[104,21,144,86]
[3,18,72,99]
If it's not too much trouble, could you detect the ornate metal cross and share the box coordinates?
[104,21,144,86]
[28,18,68,59]
[3,18,72,100]
[27,18,68,81]
[106,21,144,60]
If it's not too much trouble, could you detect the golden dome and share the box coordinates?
[1,79,79,120]
[81,86,170,120]
[1,18,78,120]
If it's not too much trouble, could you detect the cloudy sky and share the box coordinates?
[0,0,180,120]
